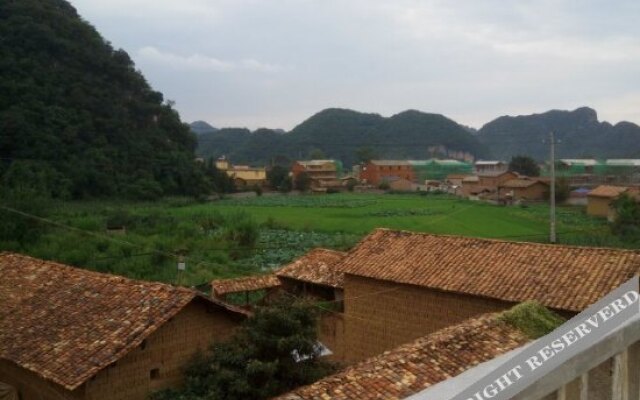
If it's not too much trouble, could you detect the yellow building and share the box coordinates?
[216,157,267,187]
[586,185,629,220]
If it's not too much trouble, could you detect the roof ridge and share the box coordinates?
[369,228,640,254]
[1,252,193,291]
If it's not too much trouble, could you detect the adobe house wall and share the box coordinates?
[587,196,613,218]
[83,299,240,400]
[0,360,84,400]
[318,313,346,363]
[342,275,517,363]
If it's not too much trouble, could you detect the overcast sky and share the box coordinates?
[68,0,640,130]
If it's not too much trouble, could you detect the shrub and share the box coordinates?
[151,296,335,400]
[498,301,565,339]
[223,211,259,248]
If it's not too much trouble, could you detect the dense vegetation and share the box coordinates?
[477,107,640,161]
[508,155,540,177]
[3,193,635,290]
[153,296,335,400]
[196,109,489,167]
[611,194,640,243]
[0,0,208,199]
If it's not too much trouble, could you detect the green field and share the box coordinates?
[2,193,630,287]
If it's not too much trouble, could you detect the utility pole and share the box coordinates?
[549,131,557,243]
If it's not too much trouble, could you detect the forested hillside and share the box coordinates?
[196,108,489,166]
[0,0,207,199]
[477,107,640,161]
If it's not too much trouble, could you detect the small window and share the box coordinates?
[150,368,160,380]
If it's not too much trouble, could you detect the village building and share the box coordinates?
[335,229,640,363]
[445,173,470,187]
[276,307,546,400]
[359,160,415,186]
[215,156,267,187]
[460,175,481,197]
[275,248,346,302]
[474,160,508,175]
[211,248,347,305]
[276,301,634,400]
[211,249,348,360]
[460,171,518,200]
[386,176,415,191]
[586,185,640,220]
[499,177,549,202]
[291,160,341,191]
[211,274,282,305]
[0,253,247,400]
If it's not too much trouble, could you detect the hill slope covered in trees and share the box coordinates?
[0,0,207,199]
[476,107,640,161]
[196,108,490,166]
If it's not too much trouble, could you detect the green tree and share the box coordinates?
[206,159,235,194]
[0,160,54,246]
[554,177,570,203]
[611,194,640,241]
[152,296,334,400]
[308,148,326,159]
[267,165,289,190]
[0,0,208,199]
[355,146,378,164]
[509,155,541,177]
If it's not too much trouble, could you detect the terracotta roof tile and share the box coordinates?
[275,312,529,400]
[0,252,245,390]
[338,229,640,312]
[500,178,548,188]
[276,249,347,288]
[588,185,629,198]
[212,274,282,296]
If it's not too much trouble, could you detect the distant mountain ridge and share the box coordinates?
[476,107,640,160]
[195,108,489,167]
[190,120,217,135]
[196,107,640,165]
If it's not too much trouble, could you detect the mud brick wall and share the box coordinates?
[342,275,514,363]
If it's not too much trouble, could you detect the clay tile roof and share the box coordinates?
[275,312,529,400]
[212,274,282,296]
[276,248,347,288]
[446,174,470,180]
[588,185,629,198]
[0,252,245,391]
[477,170,517,178]
[337,229,640,312]
[500,178,548,188]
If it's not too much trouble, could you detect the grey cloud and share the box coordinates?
[69,0,640,130]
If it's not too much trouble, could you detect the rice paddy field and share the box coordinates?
[3,193,631,286]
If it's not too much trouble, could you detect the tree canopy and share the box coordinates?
[509,155,541,177]
[0,0,208,199]
[152,296,335,400]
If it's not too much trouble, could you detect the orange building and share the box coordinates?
[291,160,340,190]
[359,160,415,186]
